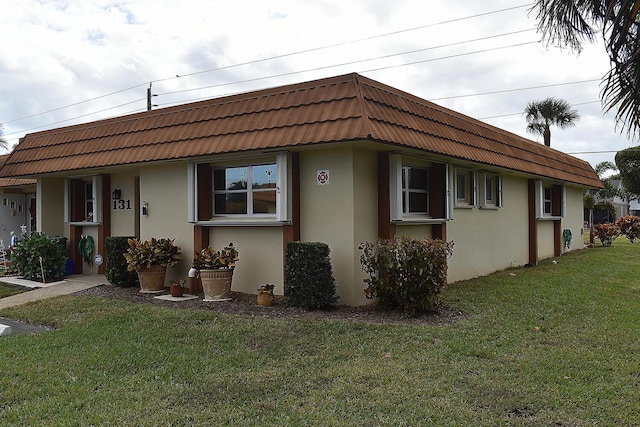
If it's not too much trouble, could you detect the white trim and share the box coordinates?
[276,153,289,222]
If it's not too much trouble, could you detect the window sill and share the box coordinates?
[393,217,448,225]
[479,205,500,210]
[454,204,474,209]
[68,221,101,226]
[193,219,290,227]
[537,216,562,221]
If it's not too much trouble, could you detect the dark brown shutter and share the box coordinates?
[196,164,212,221]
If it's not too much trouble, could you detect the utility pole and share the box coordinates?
[147,82,157,111]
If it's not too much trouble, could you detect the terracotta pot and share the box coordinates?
[199,269,233,301]
[257,291,274,307]
[169,284,184,297]
[137,265,167,293]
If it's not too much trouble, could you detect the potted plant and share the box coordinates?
[192,242,238,301]
[169,279,185,297]
[124,238,182,293]
[256,283,275,307]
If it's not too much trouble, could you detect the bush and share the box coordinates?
[11,232,67,282]
[106,236,138,287]
[360,237,454,317]
[594,223,620,247]
[284,242,338,310]
[615,215,640,243]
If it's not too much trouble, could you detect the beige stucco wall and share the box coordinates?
[299,145,378,306]
[208,227,284,296]
[563,185,586,251]
[109,170,139,238]
[537,220,555,259]
[446,175,529,282]
[139,164,195,283]
[37,178,65,237]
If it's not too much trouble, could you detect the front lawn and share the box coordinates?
[0,238,638,426]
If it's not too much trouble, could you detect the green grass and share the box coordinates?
[0,238,639,426]
[0,283,24,299]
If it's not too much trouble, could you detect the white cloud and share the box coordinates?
[0,0,635,168]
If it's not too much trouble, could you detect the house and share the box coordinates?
[0,73,602,306]
[0,155,36,249]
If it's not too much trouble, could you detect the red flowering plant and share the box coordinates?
[191,242,239,270]
[615,215,640,243]
[593,223,621,247]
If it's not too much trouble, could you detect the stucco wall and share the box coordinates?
[109,171,139,238]
[298,146,378,306]
[208,227,284,296]
[139,164,195,283]
[563,185,586,251]
[446,175,529,282]
[37,178,65,237]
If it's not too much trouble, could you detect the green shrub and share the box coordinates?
[594,223,620,247]
[12,232,67,282]
[360,237,454,317]
[106,236,138,287]
[284,242,338,310]
[615,215,640,243]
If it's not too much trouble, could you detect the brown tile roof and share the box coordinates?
[0,73,602,188]
[0,155,36,188]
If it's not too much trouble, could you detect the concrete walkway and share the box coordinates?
[0,274,106,310]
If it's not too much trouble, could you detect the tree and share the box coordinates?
[615,146,640,197]
[524,97,580,146]
[586,160,619,243]
[531,1,640,139]
[0,124,7,151]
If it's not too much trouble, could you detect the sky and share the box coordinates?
[0,0,636,170]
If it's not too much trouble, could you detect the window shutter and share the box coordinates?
[389,154,403,221]
[196,163,212,221]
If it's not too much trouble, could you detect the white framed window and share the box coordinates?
[402,165,429,214]
[390,154,450,222]
[65,176,101,224]
[190,153,289,224]
[543,186,553,215]
[455,169,476,207]
[480,173,503,208]
[535,180,564,219]
[213,163,277,216]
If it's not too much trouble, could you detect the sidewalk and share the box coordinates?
[0,274,106,310]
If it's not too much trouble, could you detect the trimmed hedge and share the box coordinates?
[11,232,67,282]
[106,236,138,287]
[360,237,454,316]
[284,242,338,310]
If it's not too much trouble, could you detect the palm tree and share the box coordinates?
[524,97,580,147]
[530,0,640,139]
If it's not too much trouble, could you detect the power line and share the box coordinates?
[431,79,601,101]
[157,29,537,98]
[152,3,535,84]
[2,3,534,128]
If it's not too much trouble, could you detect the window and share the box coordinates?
[190,153,289,223]
[213,164,277,215]
[66,176,101,223]
[543,186,552,215]
[480,173,502,208]
[390,154,449,222]
[402,165,428,214]
[536,181,564,218]
[455,169,475,206]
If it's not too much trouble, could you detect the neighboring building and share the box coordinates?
[0,73,602,305]
[0,155,36,249]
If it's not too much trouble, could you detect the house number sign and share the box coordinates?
[112,200,133,210]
